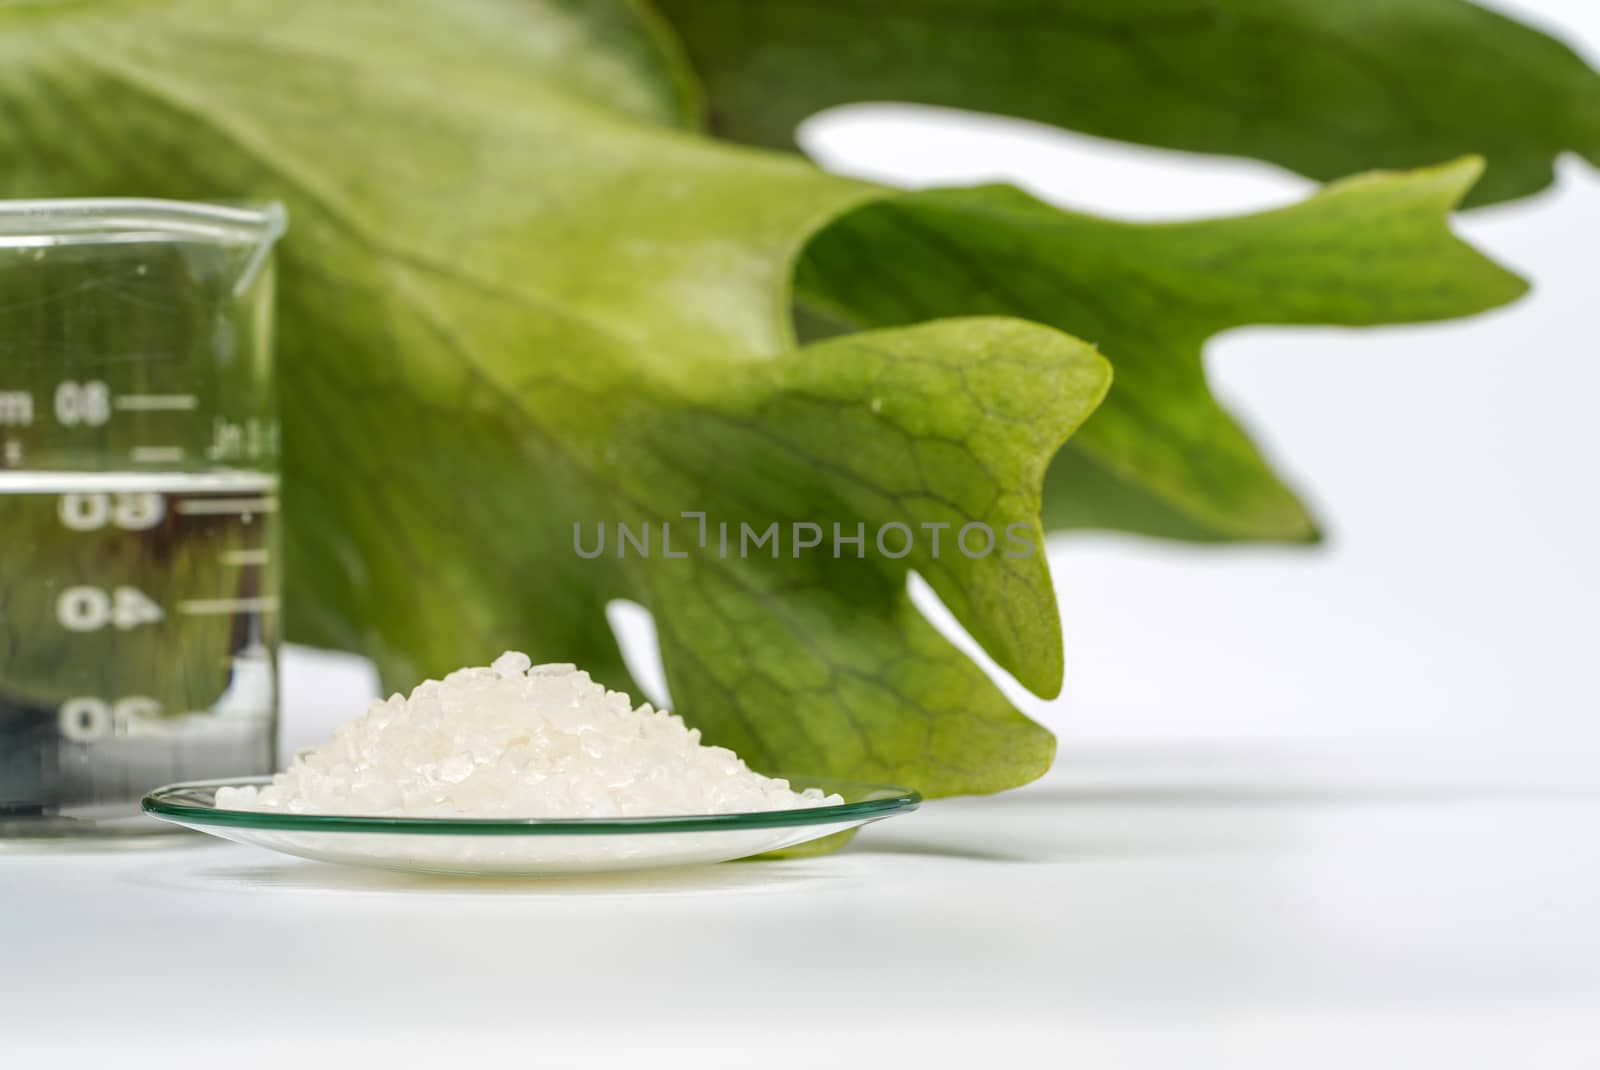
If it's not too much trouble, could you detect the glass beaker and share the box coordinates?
[0,198,287,840]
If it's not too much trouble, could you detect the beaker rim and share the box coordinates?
[0,197,286,249]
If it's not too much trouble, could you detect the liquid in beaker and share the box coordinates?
[0,199,286,839]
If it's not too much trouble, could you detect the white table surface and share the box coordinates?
[5,739,1598,1068]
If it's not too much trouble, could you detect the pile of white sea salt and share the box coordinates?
[214,652,841,819]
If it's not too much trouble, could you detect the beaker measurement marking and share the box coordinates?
[177,595,280,616]
[59,696,164,743]
[113,393,198,412]
[175,496,278,516]
[207,415,278,463]
[130,445,185,463]
[57,585,164,632]
[220,548,270,566]
[54,380,110,427]
[0,390,33,427]
[59,491,166,531]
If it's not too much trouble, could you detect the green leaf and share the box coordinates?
[654,0,1600,206]
[0,0,1111,795]
[641,317,1108,785]
[796,158,1528,541]
[0,0,1533,802]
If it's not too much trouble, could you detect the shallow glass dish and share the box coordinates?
[143,776,919,876]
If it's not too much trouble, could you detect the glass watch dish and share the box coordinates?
[144,775,920,876]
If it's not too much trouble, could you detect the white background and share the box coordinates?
[7,2,1599,1067]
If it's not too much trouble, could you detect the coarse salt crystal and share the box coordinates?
[215,653,843,819]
